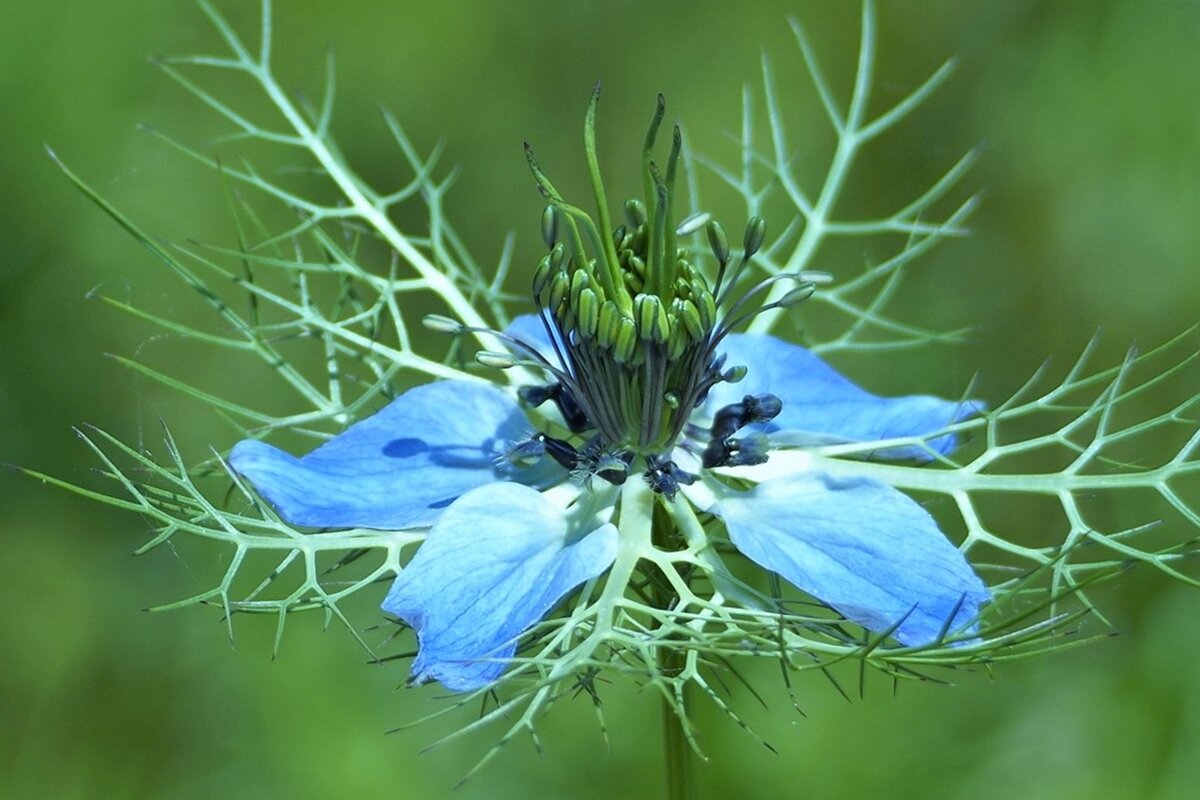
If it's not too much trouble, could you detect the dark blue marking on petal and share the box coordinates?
[229,380,564,530]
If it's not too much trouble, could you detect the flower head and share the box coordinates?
[229,90,988,692]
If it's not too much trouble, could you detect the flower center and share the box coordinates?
[530,196,725,456]
[438,88,816,497]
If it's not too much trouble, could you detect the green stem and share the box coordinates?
[661,651,693,800]
[652,498,693,800]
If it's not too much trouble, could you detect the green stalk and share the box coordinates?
[652,498,693,800]
[661,651,693,800]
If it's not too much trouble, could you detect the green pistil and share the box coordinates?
[641,94,666,225]
[583,83,628,313]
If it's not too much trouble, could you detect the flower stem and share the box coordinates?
[660,650,693,800]
[652,498,693,800]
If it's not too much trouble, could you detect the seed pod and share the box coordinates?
[541,205,558,249]
[743,216,766,258]
[707,220,729,264]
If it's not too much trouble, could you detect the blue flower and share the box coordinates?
[229,91,989,692]
[229,322,986,691]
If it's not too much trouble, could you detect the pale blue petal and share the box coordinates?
[229,380,559,530]
[505,312,561,365]
[709,333,982,459]
[382,482,618,691]
[716,471,988,646]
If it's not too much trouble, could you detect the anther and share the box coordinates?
[422,314,464,334]
[707,220,729,266]
[743,216,767,258]
[476,351,518,369]
[625,198,648,229]
[675,211,711,237]
[541,205,558,248]
[722,365,748,384]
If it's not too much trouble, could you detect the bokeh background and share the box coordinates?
[3,1,1199,798]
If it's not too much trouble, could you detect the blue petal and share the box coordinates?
[716,471,988,646]
[505,313,559,363]
[382,482,618,691]
[709,333,981,459]
[229,380,558,530]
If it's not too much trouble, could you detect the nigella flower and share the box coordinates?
[229,90,989,692]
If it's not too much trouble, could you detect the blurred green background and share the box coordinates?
[3,1,1199,798]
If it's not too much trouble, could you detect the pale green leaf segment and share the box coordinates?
[39,0,1198,767]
